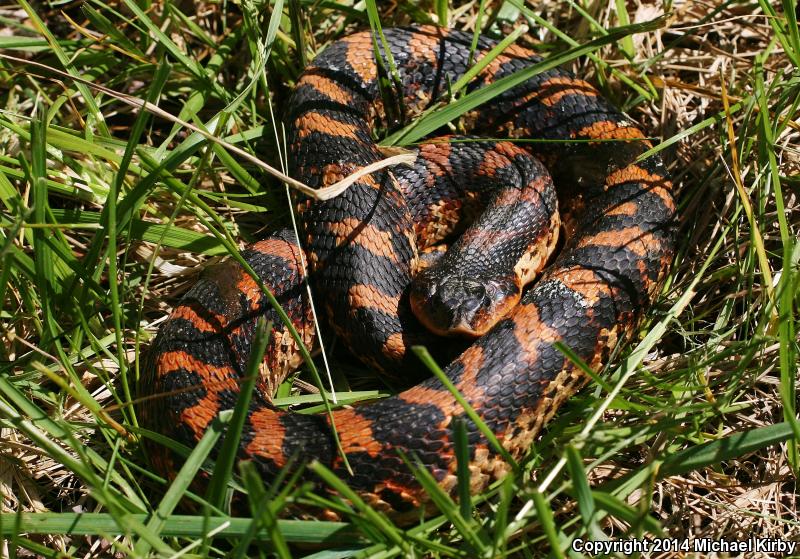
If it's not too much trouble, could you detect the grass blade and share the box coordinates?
[531,491,566,559]
[132,412,230,556]
[398,450,488,554]
[452,417,472,520]
[0,513,362,544]
[565,445,598,537]
[308,461,408,552]
[237,461,292,559]
[659,422,796,478]
[206,319,272,510]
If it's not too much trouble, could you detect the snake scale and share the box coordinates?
[140,25,675,519]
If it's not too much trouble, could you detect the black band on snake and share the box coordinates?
[140,25,675,519]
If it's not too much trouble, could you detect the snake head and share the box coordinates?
[409,273,521,338]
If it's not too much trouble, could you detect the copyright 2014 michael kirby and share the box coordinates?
[571,537,797,556]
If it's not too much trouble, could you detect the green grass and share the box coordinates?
[0,0,798,557]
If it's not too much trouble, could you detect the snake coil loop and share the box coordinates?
[141,25,675,519]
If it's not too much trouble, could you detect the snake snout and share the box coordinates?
[410,275,520,338]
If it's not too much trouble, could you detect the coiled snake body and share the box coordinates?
[141,26,675,518]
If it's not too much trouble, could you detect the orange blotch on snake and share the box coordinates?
[294,112,363,141]
[327,217,403,262]
[417,142,453,175]
[510,304,562,366]
[249,238,305,270]
[605,164,675,212]
[297,73,354,105]
[536,76,599,107]
[577,225,657,257]
[342,33,379,83]
[576,120,647,141]
[234,267,264,311]
[605,201,639,217]
[408,29,444,66]
[348,283,402,316]
[480,43,536,81]
[156,350,237,383]
[451,345,490,402]
[169,304,219,334]
[548,267,614,306]
[334,408,383,458]
[382,332,408,362]
[245,407,288,468]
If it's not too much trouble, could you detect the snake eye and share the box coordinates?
[485,278,515,305]
[456,280,487,314]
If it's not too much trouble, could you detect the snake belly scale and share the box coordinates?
[140,25,675,518]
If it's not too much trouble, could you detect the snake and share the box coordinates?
[140,25,675,520]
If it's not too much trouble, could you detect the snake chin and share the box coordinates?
[409,274,521,338]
